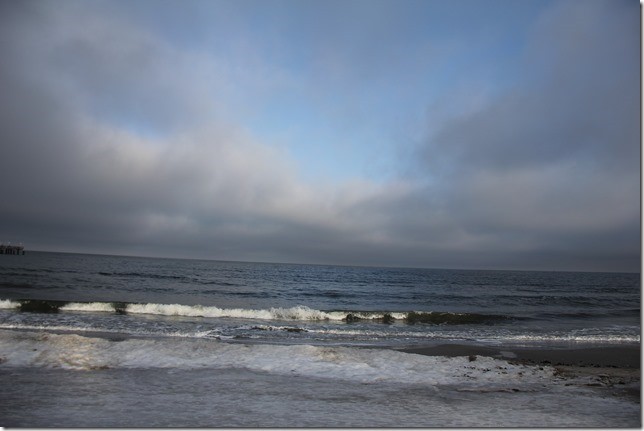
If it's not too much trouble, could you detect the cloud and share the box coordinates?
[0,0,638,272]
[0,1,395,262]
[424,6,638,172]
[0,3,286,243]
[413,0,639,271]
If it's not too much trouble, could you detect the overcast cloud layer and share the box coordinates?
[0,0,639,272]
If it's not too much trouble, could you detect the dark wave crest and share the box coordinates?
[0,298,517,325]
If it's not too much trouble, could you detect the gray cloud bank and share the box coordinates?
[0,0,639,272]
[415,0,639,272]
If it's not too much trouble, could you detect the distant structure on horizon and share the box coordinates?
[0,243,25,255]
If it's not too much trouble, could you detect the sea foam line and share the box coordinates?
[55,301,406,321]
[124,303,344,321]
[123,303,413,321]
[500,333,641,344]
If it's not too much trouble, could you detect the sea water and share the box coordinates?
[0,252,640,427]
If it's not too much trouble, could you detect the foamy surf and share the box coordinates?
[0,298,501,324]
[60,302,117,313]
[119,303,407,321]
[125,303,342,320]
[0,329,557,388]
[0,299,20,309]
[0,328,639,428]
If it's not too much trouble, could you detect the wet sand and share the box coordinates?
[399,344,641,403]
[398,344,641,368]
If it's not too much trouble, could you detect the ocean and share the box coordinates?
[0,251,640,427]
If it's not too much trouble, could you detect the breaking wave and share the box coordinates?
[0,298,512,325]
[0,299,20,309]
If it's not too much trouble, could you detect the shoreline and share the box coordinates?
[398,343,641,368]
[1,328,641,405]
[3,326,640,368]
[399,343,641,403]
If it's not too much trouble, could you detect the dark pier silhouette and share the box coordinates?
[0,243,25,255]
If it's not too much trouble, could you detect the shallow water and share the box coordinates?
[0,330,640,427]
[1,359,639,427]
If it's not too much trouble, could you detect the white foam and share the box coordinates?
[124,303,345,321]
[0,329,557,390]
[500,333,640,344]
[0,299,20,309]
[60,302,115,313]
[122,303,411,322]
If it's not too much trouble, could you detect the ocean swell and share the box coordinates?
[0,298,514,325]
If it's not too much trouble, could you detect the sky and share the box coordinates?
[0,0,640,272]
